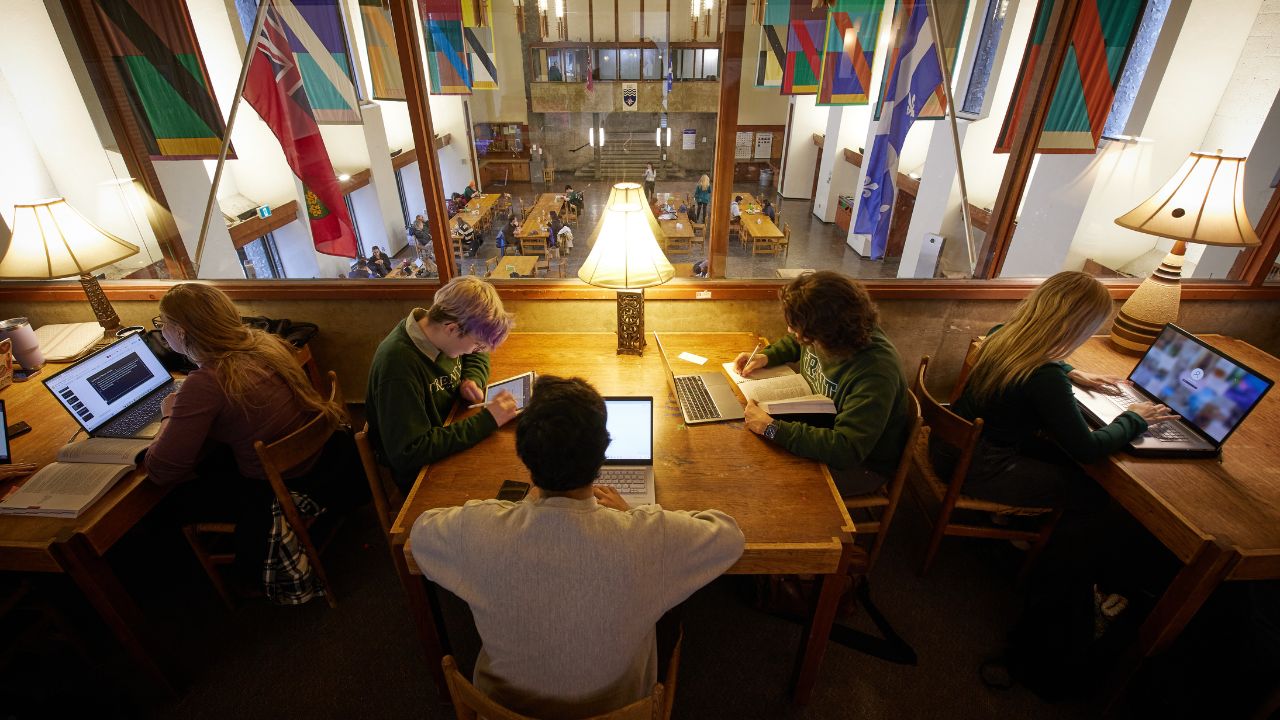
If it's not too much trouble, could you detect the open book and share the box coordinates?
[723,363,836,415]
[0,437,150,518]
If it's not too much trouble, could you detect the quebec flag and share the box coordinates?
[853,0,944,260]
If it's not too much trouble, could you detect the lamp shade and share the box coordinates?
[1114,152,1260,247]
[578,182,674,289]
[0,199,140,279]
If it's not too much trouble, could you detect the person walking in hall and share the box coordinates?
[643,162,657,199]
[694,174,712,224]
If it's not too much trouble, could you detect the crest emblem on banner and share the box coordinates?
[622,82,638,110]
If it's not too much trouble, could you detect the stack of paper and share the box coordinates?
[35,322,106,362]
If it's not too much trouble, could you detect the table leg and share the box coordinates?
[391,538,451,699]
[790,541,854,704]
[1104,538,1236,712]
[49,530,177,696]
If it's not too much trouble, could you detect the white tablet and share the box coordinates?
[486,371,535,410]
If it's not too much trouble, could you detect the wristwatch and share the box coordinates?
[763,421,779,440]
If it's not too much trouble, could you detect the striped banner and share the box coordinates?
[816,0,882,105]
[461,0,497,90]
[873,0,968,119]
[754,0,788,88]
[358,0,406,100]
[276,0,362,124]
[92,0,228,159]
[419,0,472,94]
[781,0,827,95]
[996,0,1146,153]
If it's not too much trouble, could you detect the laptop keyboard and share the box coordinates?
[100,385,171,436]
[1104,387,1191,443]
[597,468,649,495]
[674,376,721,421]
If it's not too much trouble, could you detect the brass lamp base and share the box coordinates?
[616,290,646,356]
[80,272,121,337]
[1109,242,1184,354]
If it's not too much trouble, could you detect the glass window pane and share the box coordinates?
[596,49,617,80]
[619,48,641,80]
[642,49,660,79]
[702,49,718,80]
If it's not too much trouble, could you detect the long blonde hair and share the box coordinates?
[697,174,710,191]
[964,272,1112,404]
[159,283,345,426]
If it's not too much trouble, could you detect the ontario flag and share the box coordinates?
[244,2,357,258]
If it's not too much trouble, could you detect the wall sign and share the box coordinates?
[754,132,773,159]
[735,131,753,160]
[622,83,638,110]
[682,129,697,150]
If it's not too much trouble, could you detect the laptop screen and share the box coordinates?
[43,333,171,433]
[1129,325,1273,443]
[603,397,654,464]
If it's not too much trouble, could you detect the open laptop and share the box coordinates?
[42,332,177,439]
[595,397,657,505]
[1073,324,1273,458]
[652,333,745,424]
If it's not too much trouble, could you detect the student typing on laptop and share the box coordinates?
[410,376,743,718]
[145,284,367,601]
[735,272,911,497]
[943,272,1177,510]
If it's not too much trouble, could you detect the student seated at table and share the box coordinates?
[462,181,477,202]
[409,376,744,717]
[729,195,742,223]
[762,199,776,222]
[369,246,392,277]
[145,284,366,601]
[563,184,584,214]
[366,277,519,490]
[347,257,372,279]
[943,271,1176,509]
[735,271,910,496]
[447,193,465,217]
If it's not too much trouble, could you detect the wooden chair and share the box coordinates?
[751,238,779,256]
[666,236,691,255]
[354,423,403,545]
[778,223,791,260]
[542,167,555,184]
[441,631,681,720]
[521,238,548,258]
[948,336,986,403]
[908,356,1062,579]
[842,389,923,574]
[183,371,346,609]
[485,256,499,277]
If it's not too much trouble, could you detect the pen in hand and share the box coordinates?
[743,343,761,374]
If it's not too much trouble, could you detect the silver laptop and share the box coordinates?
[42,332,176,439]
[1073,324,1272,458]
[596,397,657,505]
[653,333,745,424]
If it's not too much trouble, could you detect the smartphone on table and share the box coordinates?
[496,479,530,501]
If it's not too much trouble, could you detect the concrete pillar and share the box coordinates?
[360,102,411,255]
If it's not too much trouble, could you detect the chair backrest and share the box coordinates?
[485,256,499,274]
[442,656,664,720]
[752,238,778,256]
[354,422,402,543]
[666,236,691,253]
[522,238,547,257]
[913,356,984,484]
[782,223,792,244]
[948,336,987,403]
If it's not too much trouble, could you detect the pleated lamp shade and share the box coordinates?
[577,183,674,289]
[1110,153,1259,353]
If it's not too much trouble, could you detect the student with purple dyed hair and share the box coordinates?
[366,276,519,490]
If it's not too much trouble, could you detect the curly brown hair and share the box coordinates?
[780,271,879,356]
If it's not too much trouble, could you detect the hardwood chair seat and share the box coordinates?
[912,431,1055,517]
[354,423,404,546]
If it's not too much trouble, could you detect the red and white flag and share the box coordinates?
[244,2,356,258]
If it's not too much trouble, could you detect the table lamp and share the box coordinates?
[1110,152,1259,352]
[0,199,140,338]
[577,182,674,355]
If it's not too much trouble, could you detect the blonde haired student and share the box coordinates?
[945,272,1176,508]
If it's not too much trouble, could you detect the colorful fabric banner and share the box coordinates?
[92,0,228,159]
[245,4,357,258]
[854,0,943,260]
[358,0,406,100]
[461,0,497,90]
[816,0,883,105]
[995,0,1145,153]
[781,0,827,95]
[274,0,362,123]
[873,0,969,119]
[755,0,788,87]
[419,0,472,94]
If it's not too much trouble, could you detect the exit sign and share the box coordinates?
[256,205,272,219]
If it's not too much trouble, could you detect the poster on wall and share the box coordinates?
[622,82,639,110]
[736,131,754,160]
[754,132,773,159]
[683,129,697,150]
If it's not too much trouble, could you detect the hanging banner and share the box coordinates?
[682,128,697,150]
[419,0,472,94]
[755,0,789,87]
[622,82,639,110]
[276,0,362,123]
[873,0,970,119]
[358,0,406,100]
[816,0,882,106]
[995,0,1146,153]
[781,0,827,95]
[754,132,773,159]
[461,0,498,90]
[92,0,230,159]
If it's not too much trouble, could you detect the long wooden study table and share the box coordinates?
[1067,335,1280,695]
[389,332,857,704]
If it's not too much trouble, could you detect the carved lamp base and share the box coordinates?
[1109,242,1184,354]
[80,272,122,337]
[616,290,646,356]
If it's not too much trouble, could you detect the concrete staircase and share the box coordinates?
[573,133,687,180]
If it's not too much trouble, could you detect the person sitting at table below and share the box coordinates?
[462,181,477,202]
[369,246,392,277]
[735,271,911,496]
[547,61,563,81]
[347,257,372,279]
[563,184,584,214]
[447,193,465,217]
[409,376,744,718]
[366,276,519,490]
[729,195,742,223]
[943,271,1176,509]
[762,200,776,222]
[146,284,366,599]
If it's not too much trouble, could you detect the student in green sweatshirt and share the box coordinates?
[735,271,910,496]
[948,271,1177,508]
[366,277,520,490]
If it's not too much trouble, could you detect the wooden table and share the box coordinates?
[514,192,563,243]
[486,255,538,278]
[1066,335,1280,697]
[389,332,856,704]
[0,366,172,691]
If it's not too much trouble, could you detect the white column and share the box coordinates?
[360,102,411,254]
